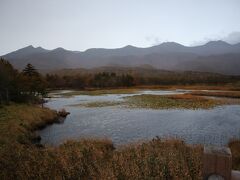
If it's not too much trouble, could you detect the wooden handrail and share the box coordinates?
[203,146,240,180]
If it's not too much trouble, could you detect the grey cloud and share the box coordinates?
[222,32,240,44]
[145,36,165,46]
[190,32,240,46]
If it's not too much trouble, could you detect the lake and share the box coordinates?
[38,90,240,146]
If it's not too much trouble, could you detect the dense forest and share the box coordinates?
[46,69,240,89]
[46,72,134,89]
[1,58,240,104]
[0,58,47,104]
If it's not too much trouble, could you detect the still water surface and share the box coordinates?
[38,90,240,146]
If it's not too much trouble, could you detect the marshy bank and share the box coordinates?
[0,104,203,179]
[0,104,58,144]
[1,86,240,179]
[49,84,240,97]
[1,102,240,179]
[40,89,240,146]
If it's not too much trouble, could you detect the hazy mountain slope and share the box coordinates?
[49,66,222,77]
[4,47,81,69]
[2,41,240,75]
[5,45,49,58]
[178,53,240,75]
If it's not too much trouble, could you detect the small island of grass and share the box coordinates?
[52,88,139,97]
[78,93,240,109]
[124,94,222,109]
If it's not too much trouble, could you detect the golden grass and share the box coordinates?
[1,103,240,179]
[53,88,139,97]
[190,90,240,99]
[51,84,240,97]
[0,104,58,145]
[0,104,204,179]
[110,138,202,179]
[134,84,240,91]
[167,94,206,100]
[124,94,221,109]
[75,93,240,109]
[0,138,203,179]
[70,101,122,108]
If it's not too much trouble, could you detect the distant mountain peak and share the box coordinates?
[18,45,47,51]
[159,42,184,46]
[54,47,65,50]
[52,47,67,52]
[2,45,48,57]
[23,45,34,49]
[123,45,137,49]
[36,46,48,51]
[205,40,230,46]
[3,40,240,75]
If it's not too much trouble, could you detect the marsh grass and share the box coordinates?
[70,101,122,108]
[0,138,203,179]
[75,93,240,109]
[53,88,139,97]
[1,103,240,179]
[124,94,221,109]
[0,104,58,145]
[0,104,204,179]
[52,85,240,97]
[134,84,240,91]
[190,90,240,99]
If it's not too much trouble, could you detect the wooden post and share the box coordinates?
[203,146,232,180]
[231,170,240,180]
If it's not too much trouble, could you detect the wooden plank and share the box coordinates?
[203,146,232,180]
[231,170,240,180]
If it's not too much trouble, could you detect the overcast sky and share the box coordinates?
[1,0,240,55]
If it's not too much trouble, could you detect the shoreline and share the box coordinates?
[1,93,240,178]
[47,84,240,93]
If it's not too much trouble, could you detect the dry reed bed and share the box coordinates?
[0,104,203,179]
[0,138,203,179]
[52,88,139,97]
[77,93,240,109]
[0,104,58,145]
[124,94,221,109]
[189,91,240,99]
[1,104,240,179]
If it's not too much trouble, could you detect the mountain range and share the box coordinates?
[2,40,240,75]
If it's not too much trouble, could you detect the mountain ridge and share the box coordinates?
[3,40,240,56]
[2,41,240,75]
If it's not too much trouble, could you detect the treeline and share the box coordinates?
[46,72,134,89]
[1,58,240,100]
[45,71,240,89]
[133,72,240,85]
[0,58,46,104]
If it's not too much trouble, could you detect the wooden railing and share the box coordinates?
[203,146,240,180]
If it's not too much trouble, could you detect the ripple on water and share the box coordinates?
[38,90,240,146]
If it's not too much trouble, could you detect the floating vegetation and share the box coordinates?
[70,101,123,108]
[71,93,240,109]
[124,94,223,109]
[53,88,139,97]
